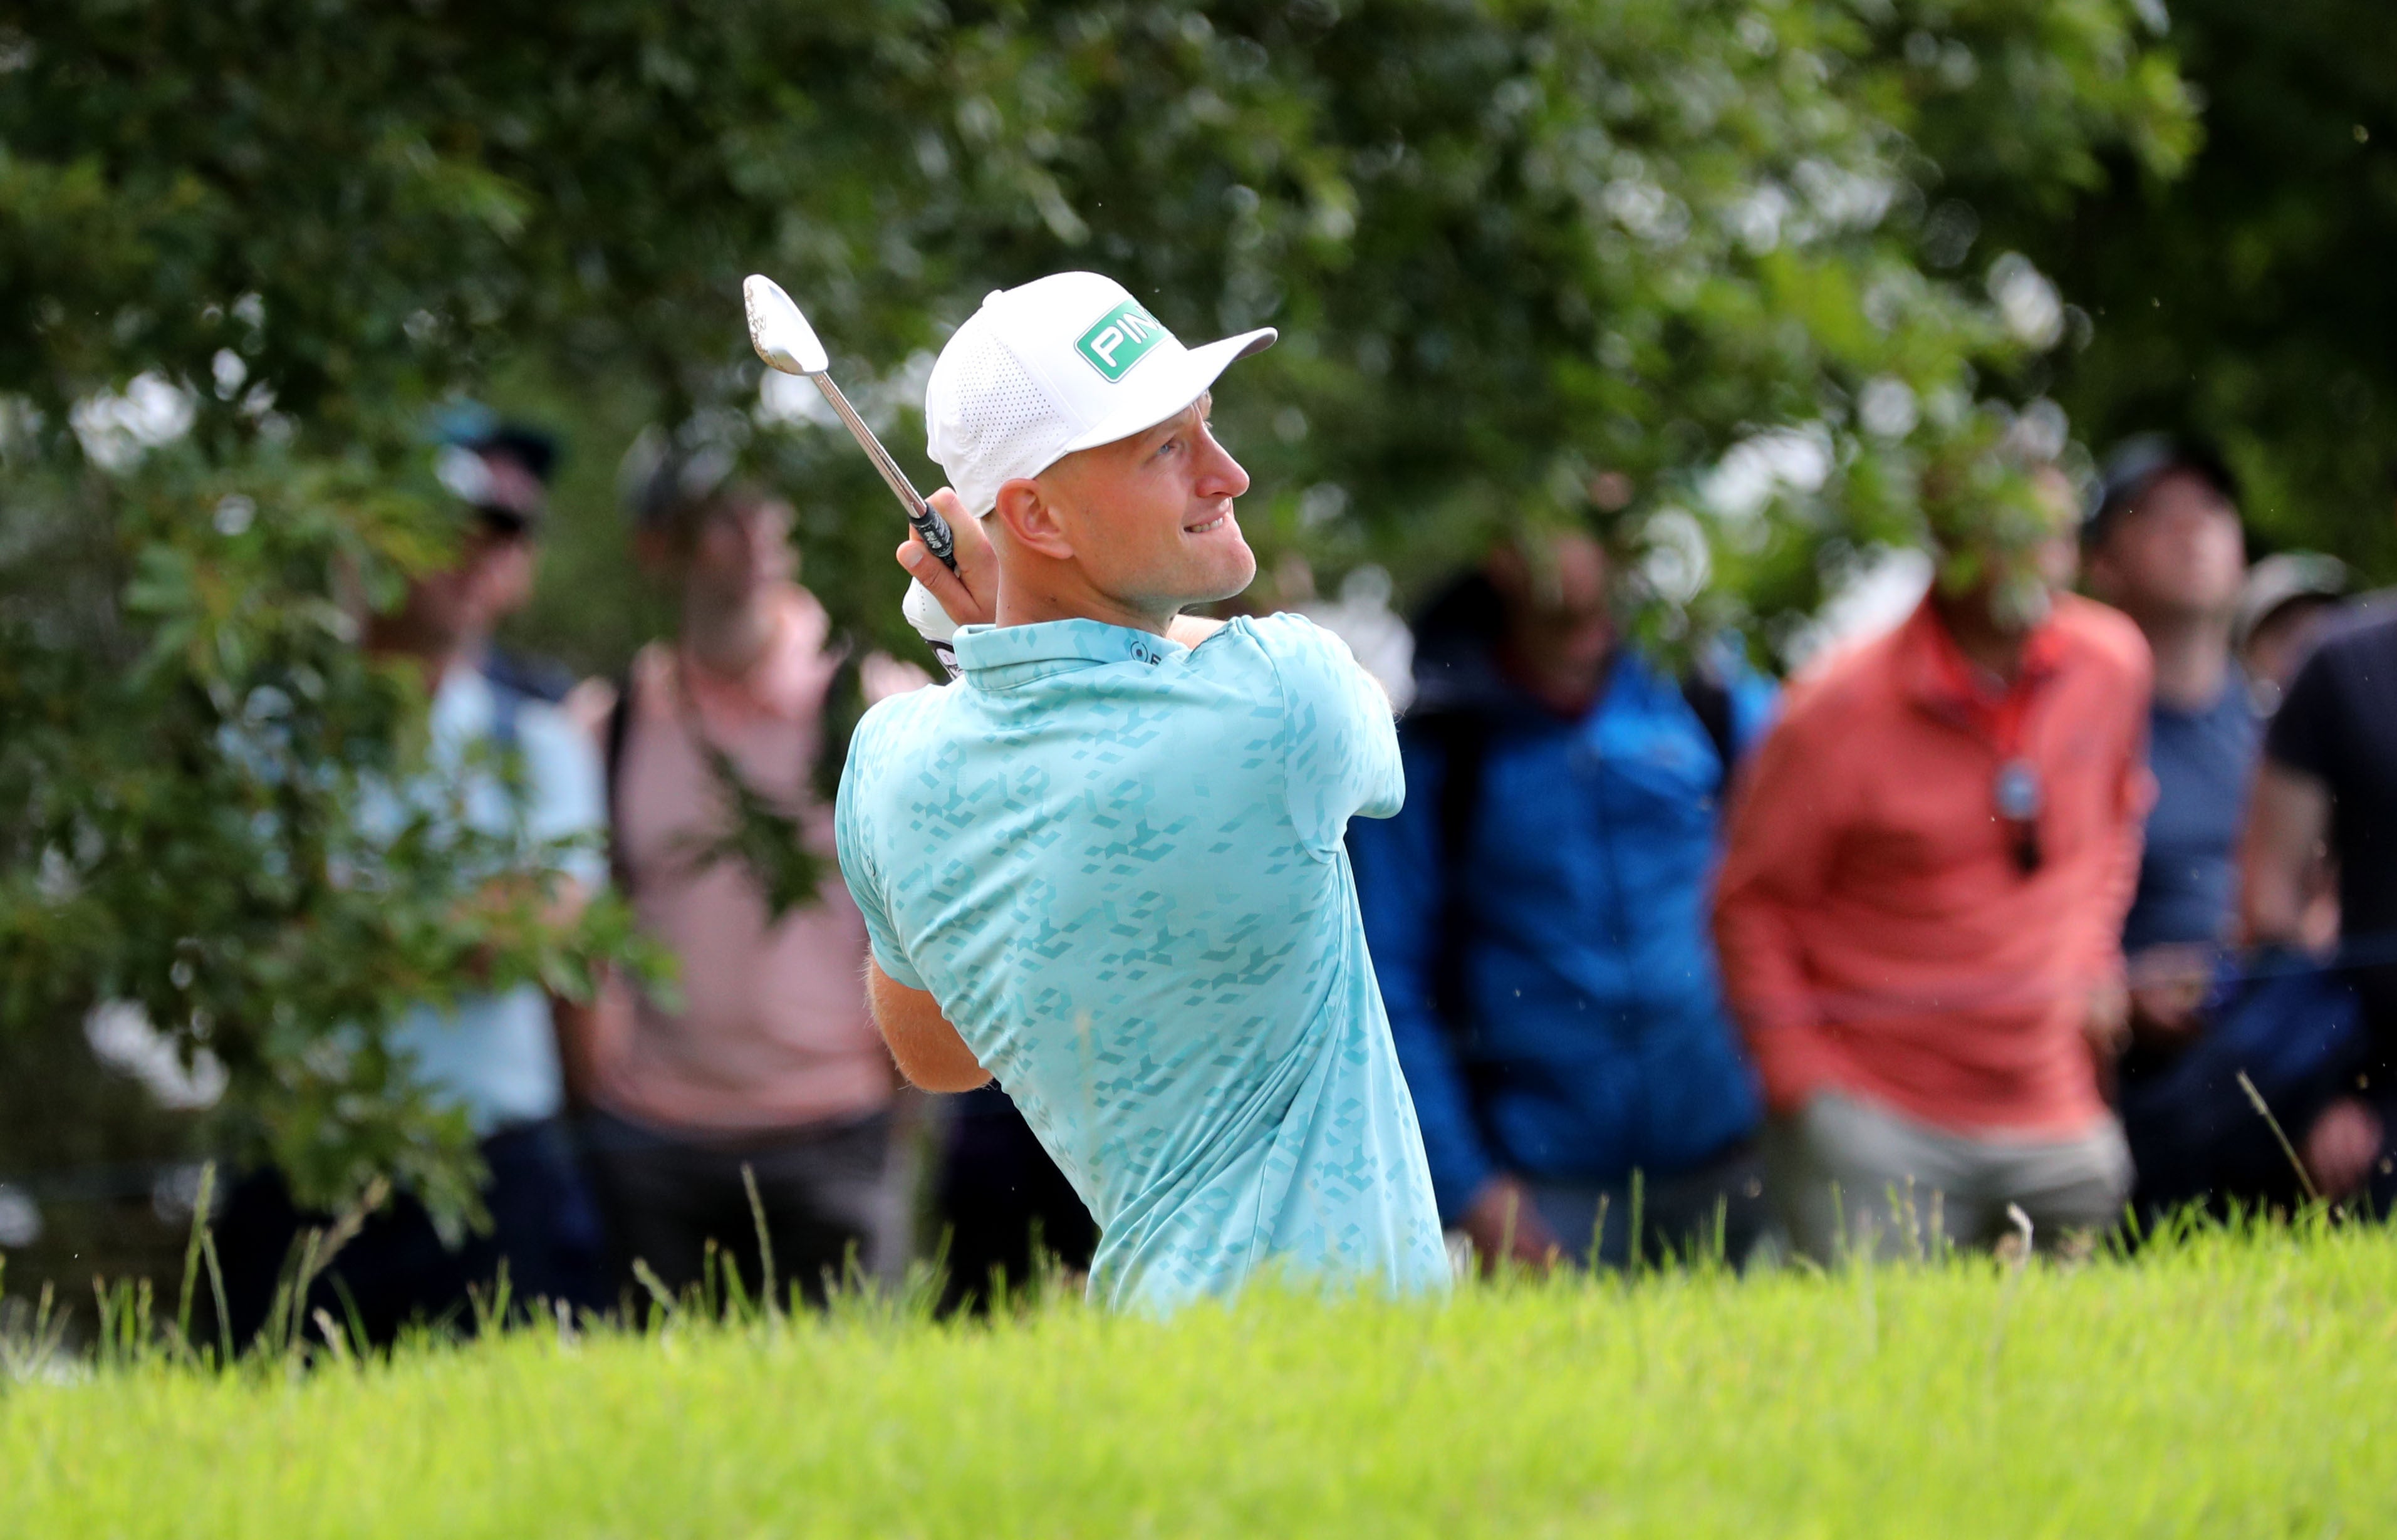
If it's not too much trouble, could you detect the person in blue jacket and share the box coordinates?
[1348,525,1776,1271]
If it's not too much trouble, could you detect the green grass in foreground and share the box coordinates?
[4,1222,2394,1538]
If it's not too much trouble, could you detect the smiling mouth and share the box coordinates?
[1185,509,1235,535]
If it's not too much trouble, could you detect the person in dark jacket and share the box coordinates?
[1348,526,1776,1271]
[2081,437,2364,1220]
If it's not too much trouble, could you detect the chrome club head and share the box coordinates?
[736,267,962,669]
[739,267,957,562]
[743,273,829,376]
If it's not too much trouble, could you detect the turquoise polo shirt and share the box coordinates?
[835,611,1448,1312]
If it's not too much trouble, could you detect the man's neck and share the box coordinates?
[682,585,784,677]
[1932,590,2030,684]
[994,564,1175,638]
[2137,611,2234,712]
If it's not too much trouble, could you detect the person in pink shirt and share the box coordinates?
[1714,462,2153,1261]
[575,441,927,1303]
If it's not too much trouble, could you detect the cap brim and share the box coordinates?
[1055,328,1276,458]
[2234,556,2350,647]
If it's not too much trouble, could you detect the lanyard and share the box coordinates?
[1926,625,2054,877]
[1992,756,2044,875]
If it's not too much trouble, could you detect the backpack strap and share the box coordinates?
[601,664,635,889]
[486,672,526,754]
[809,640,867,807]
[1679,667,1739,781]
[1426,709,1492,1024]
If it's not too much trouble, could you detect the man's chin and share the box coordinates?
[1114,529,1257,617]
[1187,536,1258,606]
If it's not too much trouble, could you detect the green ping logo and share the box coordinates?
[1075,300,1172,382]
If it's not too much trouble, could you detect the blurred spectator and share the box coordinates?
[2244,586,2397,1209]
[219,422,610,1345]
[2237,551,2349,959]
[1714,467,2151,1261]
[933,1085,1099,1312]
[2236,552,2350,713]
[431,405,580,703]
[2082,439,2252,965]
[571,439,923,1305]
[1349,527,1776,1271]
[2082,439,2363,1217]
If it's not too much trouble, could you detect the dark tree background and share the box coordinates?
[1958,0,2397,570]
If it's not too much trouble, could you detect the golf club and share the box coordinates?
[743,273,962,668]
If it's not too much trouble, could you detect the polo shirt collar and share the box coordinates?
[952,618,1185,689]
[1898,594,2065,697]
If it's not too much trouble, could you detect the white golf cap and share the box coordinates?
[925,271,1274,516]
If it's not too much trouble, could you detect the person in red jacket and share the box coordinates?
[1714,461,2152,1261]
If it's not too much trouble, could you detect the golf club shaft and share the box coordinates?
[808,373,957,571]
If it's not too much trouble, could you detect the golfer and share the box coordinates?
[833,272,1448,1311]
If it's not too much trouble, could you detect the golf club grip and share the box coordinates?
[910,506,958,571]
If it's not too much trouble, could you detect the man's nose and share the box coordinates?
[1197,427,1250,499]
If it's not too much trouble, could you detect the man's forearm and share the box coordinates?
[865,959,991,1093]
[1714,896,1827,1112]
[2242,764,2333,949]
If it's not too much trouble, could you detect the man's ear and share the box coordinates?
[991,477,1076,561]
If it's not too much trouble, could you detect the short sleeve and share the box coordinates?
[2264,642,2342,785]
[1246,613,1405,853]
[516,702,609,891]
[833,719,927,991]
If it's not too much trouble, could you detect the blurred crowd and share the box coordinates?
[211,413,2396,1338]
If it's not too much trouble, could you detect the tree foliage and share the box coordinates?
[0,1,2189,1216]
[1955,0,2397,572]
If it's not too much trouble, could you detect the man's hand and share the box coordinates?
[2081,974,2131,1060]
[457,873,591,984]
[1752,1049,1824,1119]
[1460,1174,1562,1276]
[2079,974,2131,1104]
[2302,1096,2384,1201]
[2126,944,2212,1048]
[897,487,999,630]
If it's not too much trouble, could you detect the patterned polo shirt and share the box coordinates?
[835,611,1448,1312]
